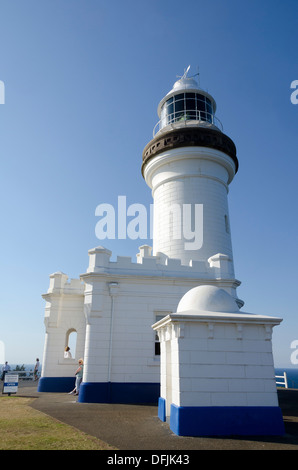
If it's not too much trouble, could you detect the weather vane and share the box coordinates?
[177,65,200,81]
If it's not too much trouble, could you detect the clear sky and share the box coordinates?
[0,0,297,367]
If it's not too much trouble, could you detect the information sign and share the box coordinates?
[2,374,19,395]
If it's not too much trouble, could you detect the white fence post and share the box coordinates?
[275,372,288,388]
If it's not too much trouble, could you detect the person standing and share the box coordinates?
[68,359,83,395]
[1,362,11,381]
[33,358,40,381]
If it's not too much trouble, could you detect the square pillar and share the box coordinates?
[153,286,285,436]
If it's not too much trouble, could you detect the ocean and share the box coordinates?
[1,364,38,377]
[10,364,35,371]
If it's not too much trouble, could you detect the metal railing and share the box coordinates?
[6,370,34,380]
[275,372,288,388]
[153,110,223,137]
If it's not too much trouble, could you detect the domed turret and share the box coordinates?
[177,285,239,313]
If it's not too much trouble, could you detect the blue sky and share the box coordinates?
[0,0,297,366]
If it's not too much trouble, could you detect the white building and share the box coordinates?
[39,68,282,433]
[153,285,284,436]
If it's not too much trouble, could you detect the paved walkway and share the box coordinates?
[17,382,298,450]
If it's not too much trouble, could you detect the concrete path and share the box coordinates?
[16,381,298,450]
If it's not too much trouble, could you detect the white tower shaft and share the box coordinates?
[142,70,238,269]
[144,145,236,266]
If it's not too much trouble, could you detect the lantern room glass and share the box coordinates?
[160,92,214,128]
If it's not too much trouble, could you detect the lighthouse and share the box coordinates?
[39,68,249,406]
[150,68,285,436]
[142,66,238,270]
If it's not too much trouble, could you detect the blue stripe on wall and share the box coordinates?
[37,377,75,393]
[158,397,166,422]
[37,378,160,404]
[170,404,285,436]
[78,382,160,404]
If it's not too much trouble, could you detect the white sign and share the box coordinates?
[3,374,19,394]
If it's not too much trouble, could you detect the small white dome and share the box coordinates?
[172,77,200,91]
[177,285,239,313]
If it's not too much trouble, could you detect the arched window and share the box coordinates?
[65,329,77,359]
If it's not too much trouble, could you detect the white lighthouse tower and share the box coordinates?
[150,68,285,436]
[142,66,238,272]
[39,67,284,437]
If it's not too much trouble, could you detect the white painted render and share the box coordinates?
[41,247,242,383]
[143,147,236,266]
[153,285,282,416]
[41,72,271,402]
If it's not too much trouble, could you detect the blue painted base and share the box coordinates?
[37,377,75,393]
[78,382,160,404]
[158,397,166,422]
[170,404,285,436]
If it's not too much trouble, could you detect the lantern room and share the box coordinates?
[154,66,222,136]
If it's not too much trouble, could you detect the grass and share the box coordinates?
[0,396,117,450]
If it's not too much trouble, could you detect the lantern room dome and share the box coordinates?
[172,76,202,92]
